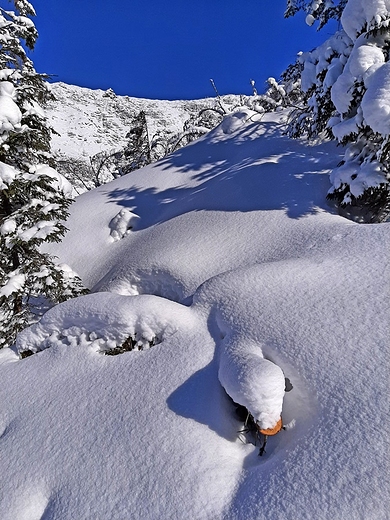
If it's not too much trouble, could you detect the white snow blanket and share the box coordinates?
[0,110,389,519]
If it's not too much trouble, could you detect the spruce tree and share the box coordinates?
[0,0,86,348]
[286,0,390,222]
[118,111,152,174]
[285,0,347,29]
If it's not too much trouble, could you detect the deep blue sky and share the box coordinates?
[30,0,337,100]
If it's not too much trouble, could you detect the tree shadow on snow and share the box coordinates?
[105,121,342,230]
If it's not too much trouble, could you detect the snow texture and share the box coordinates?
[0,106,389,519]
[109,209,140,241]
[30,164,76,199]
[45,82,242,166]
[0,161,17,189]
[0,81,22,136]
[342,0,390,39]
[361,61,390,135]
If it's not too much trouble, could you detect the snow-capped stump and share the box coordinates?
[218,339,286,453]
[258,417,283,436]
[109,209,140,241]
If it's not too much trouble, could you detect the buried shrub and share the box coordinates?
[103,334,161,356]
[19,332,161,359]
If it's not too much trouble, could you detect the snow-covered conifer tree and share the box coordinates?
[285,0,347,28]
[116,111,152,174]
[0,0,86,348]
[286,0,390,222]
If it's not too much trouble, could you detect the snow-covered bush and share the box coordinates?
[164,78,303,153]
[245,76,302,114]
[286,0,390,222]
[165,105,225,153]
[0,1,87,348]
[15,292,194,357]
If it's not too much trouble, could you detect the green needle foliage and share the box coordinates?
[0,0,87,348]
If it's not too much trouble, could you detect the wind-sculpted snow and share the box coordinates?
[0,111,389,519]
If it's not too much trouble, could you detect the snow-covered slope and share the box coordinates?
[46,82,238,160]
[0,109,389,519]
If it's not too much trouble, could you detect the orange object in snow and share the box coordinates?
[258,417,283,436]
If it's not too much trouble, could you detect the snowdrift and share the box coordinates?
[0,111,389,519]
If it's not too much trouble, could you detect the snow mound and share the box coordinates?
[219,108,255,135]
[16,292,196,355]
[95,267,187,303]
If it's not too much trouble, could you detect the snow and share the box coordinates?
[361,61,390,135]
[0,217,16,235]
[0,161,17,189]
[331,62,355,116]
[109,208,140,241]
[298,0,390,203]
[16,292,197,354]
[0,81,22,135]
[330,159,388,198]
[348,44,385,78]
[0,104,389,519]
[45,82,242,163]
[300,31,353,95]
[218,338,286,430]
[18,220,58,242]
[332,37,388,118]
[219,107,253,134]
[30,164,76,198]
[342,0,390,39]
[305,13,316,26]
[0,272,25,297]
[331,115,359,140]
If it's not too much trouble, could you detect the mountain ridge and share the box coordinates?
[46,81,241,161]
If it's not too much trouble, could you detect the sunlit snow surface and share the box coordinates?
[0,111,389,519]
